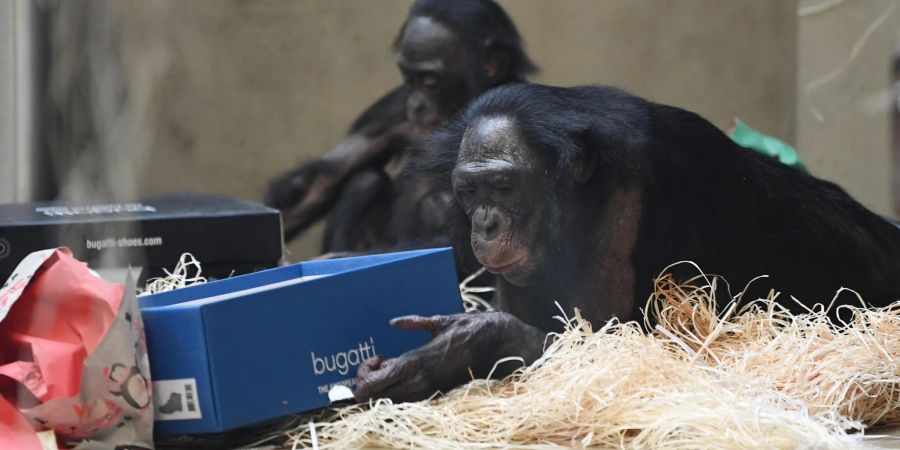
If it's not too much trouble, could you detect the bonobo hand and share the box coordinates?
[354,311,546,403]
[265,121,414,242]
[264,164,316,210]
[264,161,338,241]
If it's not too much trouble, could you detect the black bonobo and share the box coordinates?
[353,84,900,403]
[264,0,537,253]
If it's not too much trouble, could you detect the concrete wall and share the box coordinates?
[508,0,798,139]
[76,1,414,259]
[796,0,899,218]
[0,0,16,203]
[47,0,798,260]
[0,0,38,203]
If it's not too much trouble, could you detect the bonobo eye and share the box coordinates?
[454,184,476,203]
[491,174,517,195]
[400,69,413,86]
[495,184,514,195]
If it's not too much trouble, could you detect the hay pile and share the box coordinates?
[286,268,900,449]
[144,252,207,294]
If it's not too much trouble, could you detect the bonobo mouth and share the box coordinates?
[481,257,522,275]
[472,241,527,277]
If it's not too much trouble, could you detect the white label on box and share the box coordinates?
[153,378,202,421]
[328,385,355,403]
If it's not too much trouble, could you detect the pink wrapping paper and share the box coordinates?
[0,248,153,449]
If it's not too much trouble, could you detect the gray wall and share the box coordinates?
[51,1,798,260]
[0,0,38,203]
[0,0,16,203]
[796,0,900,217]
[508,1,798,139]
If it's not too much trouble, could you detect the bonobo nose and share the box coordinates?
[407,94,427,117]
[472,206,508,241]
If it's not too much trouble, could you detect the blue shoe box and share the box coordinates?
[138,248,462,436]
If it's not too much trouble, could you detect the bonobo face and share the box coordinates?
[396,17,472,132]
[452,116,552,286]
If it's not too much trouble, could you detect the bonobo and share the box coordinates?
[264,0,537,253]
[354,84,900,403]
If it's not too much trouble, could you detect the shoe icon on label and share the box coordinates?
[158,392,183,415]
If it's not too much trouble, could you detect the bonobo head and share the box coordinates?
[438,84,650,287]
[451,116,552,285]
[394,0,537,132]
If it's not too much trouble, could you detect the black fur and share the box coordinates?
[418,83,900,318]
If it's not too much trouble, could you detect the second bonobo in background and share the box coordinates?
[353,83,900,403]
[264,0,537,253]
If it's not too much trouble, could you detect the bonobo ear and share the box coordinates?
[572,131,598,184]
[573,148,597,184]
[483,43,510,83]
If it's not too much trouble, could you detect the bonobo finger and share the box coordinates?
[353,356,414,403]
[356,356,383,379]
[389,315,450,332]
[379,357,397,369]
[376,371,434,404]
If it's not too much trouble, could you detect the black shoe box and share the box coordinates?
[0,192,283,282]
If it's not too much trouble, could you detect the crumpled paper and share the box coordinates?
[0,248,153,449]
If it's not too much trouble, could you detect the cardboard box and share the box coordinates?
[0,192,283,282]
[139,248,463,436]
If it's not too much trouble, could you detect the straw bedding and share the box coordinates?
[287,265,900,449]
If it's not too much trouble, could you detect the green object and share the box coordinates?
[729,118,807,171]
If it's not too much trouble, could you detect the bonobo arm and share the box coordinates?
[264,87,410,241]
[353,311,546,403]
